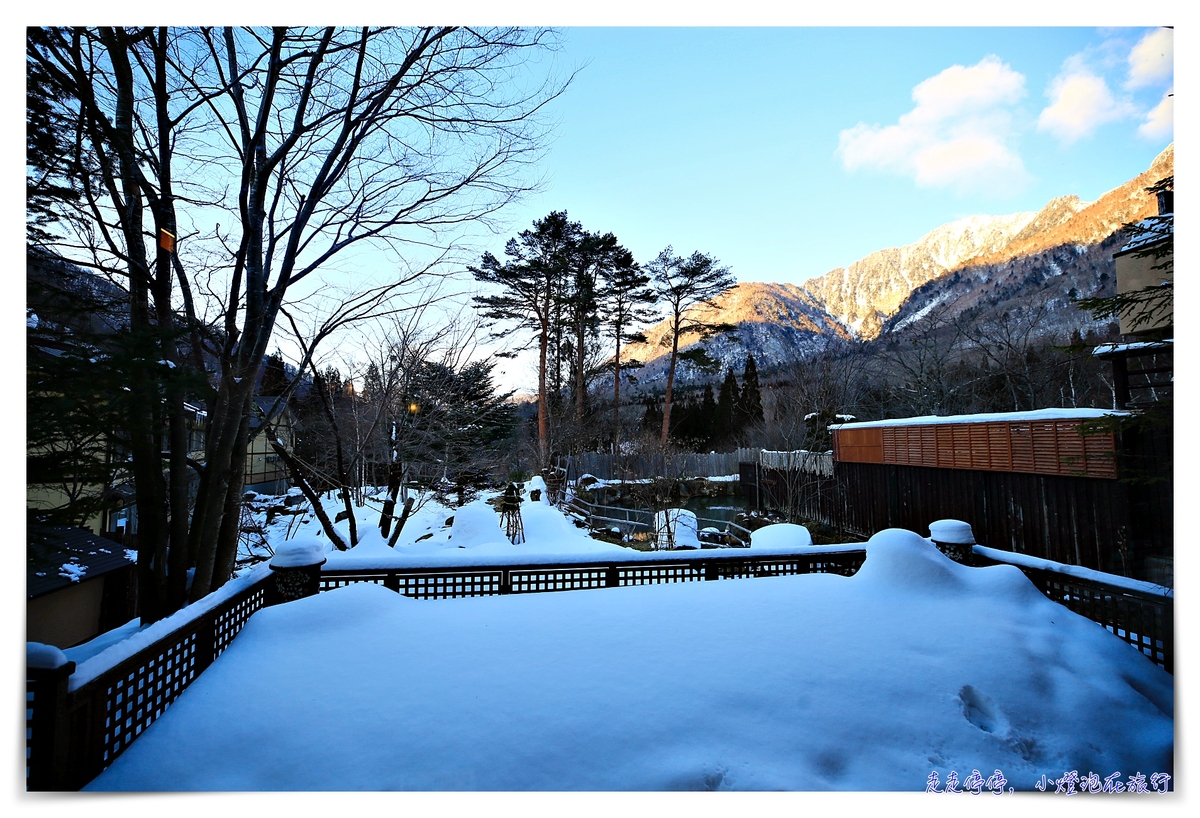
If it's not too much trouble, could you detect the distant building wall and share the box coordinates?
[1115,246,1173,335]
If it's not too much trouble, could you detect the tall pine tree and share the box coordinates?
[471,211,581,468]
[714,367,740,447]
[736,354,765,429]
[599,247,657,448]
[647,247,735,446]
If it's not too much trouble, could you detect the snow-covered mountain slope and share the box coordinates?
[883,144,1173,339]
[801,202,1087,339]
[619,143,1172,387]
[620,282,851,388]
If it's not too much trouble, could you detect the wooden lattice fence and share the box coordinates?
[28,543,1171,792]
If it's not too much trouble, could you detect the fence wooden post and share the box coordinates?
[606,565,620,588]
[26,661,76,791]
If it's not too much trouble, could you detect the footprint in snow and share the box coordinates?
[958,685,1010,737]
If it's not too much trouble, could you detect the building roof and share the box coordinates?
[1092,339,1173,359]
[1115,214,1173,256]
[27,526,136,599]
[829,408,1129,430]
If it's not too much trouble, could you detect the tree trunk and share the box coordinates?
[538,319,550,470]
[379,458,402,539]
[210,407,253,590]
[575,322,586,422]
[102,28,173,625]
[269,436,349,550]
[661,317,681,445]
[612,331,622,448]
[387,496,415,547]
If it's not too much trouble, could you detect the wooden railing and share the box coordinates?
[28,541,1173,791]
[320,549,867,600]
[26,573,272,791]
[974,549,1173,674]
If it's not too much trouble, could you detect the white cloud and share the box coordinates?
[1126,28,1173,89]
[1037,60,1135,144]
[1138,88,1174,141]
[837,56,1030,193]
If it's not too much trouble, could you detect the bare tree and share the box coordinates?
[870,307,970,418]
[30,26,564,621]
[955,304,1054,412]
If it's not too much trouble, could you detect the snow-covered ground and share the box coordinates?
[247,479,633,567]
[86,528,1172,791]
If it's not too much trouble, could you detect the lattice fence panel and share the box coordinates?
[213,586,267,657]
[320,575,387,592]
[618,564,704,586]
[511,568,609,593]
[397,572,503,599]
[25,683,36,781]
[102,632,198,764]
[1032,574,1170,672]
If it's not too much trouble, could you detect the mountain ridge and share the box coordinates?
[620,143,1173,389]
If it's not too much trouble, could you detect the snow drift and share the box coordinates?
[88,527,1172,791]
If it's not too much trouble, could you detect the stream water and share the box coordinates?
[596,488,748,526]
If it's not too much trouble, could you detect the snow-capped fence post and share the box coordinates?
[25,645,75,791]
[267,542,328,605]
[929,520,976,566]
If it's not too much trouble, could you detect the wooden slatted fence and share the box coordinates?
[834,419,1118,479]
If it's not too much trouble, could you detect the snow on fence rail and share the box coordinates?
[27,542,1172,791]
[26,569,273,791]
[320,546,866,599]
[974,546,1173,673]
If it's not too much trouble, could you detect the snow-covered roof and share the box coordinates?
[830,408,1129,430]
[1118,214,1173,254]
[1092,339,1173,357]
[27,526,137,599]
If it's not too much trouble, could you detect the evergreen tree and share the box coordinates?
[259,352,289,397]
[714,367,740,446]
[699,383,717,447]
[670,392,701,446]
[471,211,582,468]
[598,247,657,447]
[737,354,765,428]
[362,361,385,401]
[640,396,663,434]
[563,230,626,423]
[646,247,736,446]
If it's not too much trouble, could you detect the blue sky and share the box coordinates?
[486,27,1174,287]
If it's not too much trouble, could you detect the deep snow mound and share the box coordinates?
[749,523,813,549]
[853,528,971,593]
[447,501,510,549]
